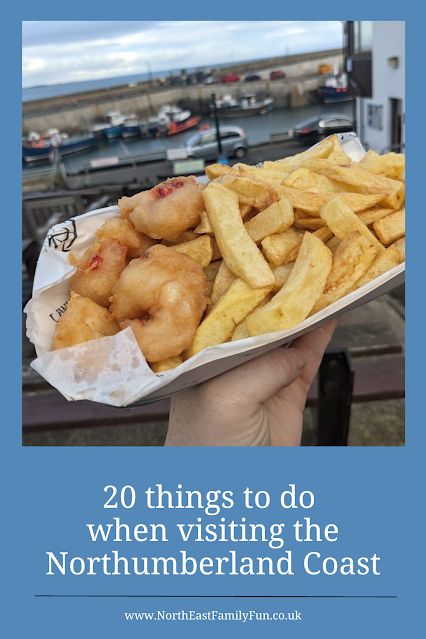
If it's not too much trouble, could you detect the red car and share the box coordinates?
[222,73,240,83]
[270,70,286,80]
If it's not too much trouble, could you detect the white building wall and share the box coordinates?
[358,21,405,151]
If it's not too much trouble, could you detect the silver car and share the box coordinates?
[185,126,248,160]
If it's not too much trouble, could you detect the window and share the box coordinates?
[322,118,351,128]
[221,131,240,139]
[199,133,216,145]
[353,21,373,53]
[367,104,383,130]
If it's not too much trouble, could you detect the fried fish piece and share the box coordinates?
[70,237,128,307]
[121,176,204,240]
[51,293,119,350]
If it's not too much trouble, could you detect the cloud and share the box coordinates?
[22,21,343,88]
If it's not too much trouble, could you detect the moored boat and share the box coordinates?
[22,131,97,163]
[147,104,198,137]
[91,111,125,139]
[121,115,143,138]
[166,115,202,136]
[318,75,352,103]
[212,94,275,117]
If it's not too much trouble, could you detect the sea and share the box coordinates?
[22,63,233,103]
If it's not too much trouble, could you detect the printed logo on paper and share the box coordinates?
[47,220,77,252]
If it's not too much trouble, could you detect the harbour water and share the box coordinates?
[59,102,352,174]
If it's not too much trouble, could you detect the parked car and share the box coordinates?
[291,115,354,143]
[203,75,219,85]
[185,126,248,160]
[244,74,262,82]
[222,73,240,83]
[270,70,286,80]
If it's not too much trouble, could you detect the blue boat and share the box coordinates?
[23,132,97,163]
[121,115,143,138]
[91,111,125,139]
[318,75,352,104]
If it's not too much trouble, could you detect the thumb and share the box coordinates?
[214,346,306,405]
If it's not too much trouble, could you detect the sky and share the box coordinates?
[22,21,343,88]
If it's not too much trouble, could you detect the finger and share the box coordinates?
[208,345,306,406]
[291,319,337,390]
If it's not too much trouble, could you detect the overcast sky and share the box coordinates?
[22,21,343,87]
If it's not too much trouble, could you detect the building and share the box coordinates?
[345,21,405,152]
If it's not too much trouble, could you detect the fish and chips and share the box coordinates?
[50,135,405,373]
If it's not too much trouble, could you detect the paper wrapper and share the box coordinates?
[24,134,405,407]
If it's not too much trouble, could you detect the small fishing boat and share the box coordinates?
[91,111,125,139]
[212,94,274,117]
[318,75,352,103]
[121,115,143,138]
[23,131,97,163]
[159,104,192,123]
[166,115,201,136]
[147,105,197,137]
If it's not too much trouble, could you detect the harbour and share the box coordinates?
[23,102,352,190]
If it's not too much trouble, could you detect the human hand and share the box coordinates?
[166,320,336,446]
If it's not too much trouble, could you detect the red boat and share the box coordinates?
[166,115,202,136]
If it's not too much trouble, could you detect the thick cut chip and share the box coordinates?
[205,163,234,180]
[211,260,235,304]
[326,236,341,254]
[272,263,294,292]
[352,244,401,290]
[203,183,274,287]
[303,159,405,210]
[294,217,326,231]
[311,232,378,313]
[187,278,272,356]
[204,260,222,297]
[357,207,394,226]
[210,237,222,261]
[172,235,213,268]
[313,226,334,244]
[392,237,405,262]
[276,186,384,216]
[244,199,294,242]
[151,356,183,373]
[373,209,405,246]
[218,174,278,210]
[327,136,353,165]
[235,162,288,185]
[247,233,332,336]
[360,150,405,181]
[261,227,304,266]
[269,135,339,171]
[378,178,405,210]
[231,320,250,341]
[240,203,254,219]
[301,159,391,193]
[51,293,119,350]
[194,210,214,234]
[231,296,272,341]
[70,238,128,307]
[284,168,342,194]
[320,197,382,249]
